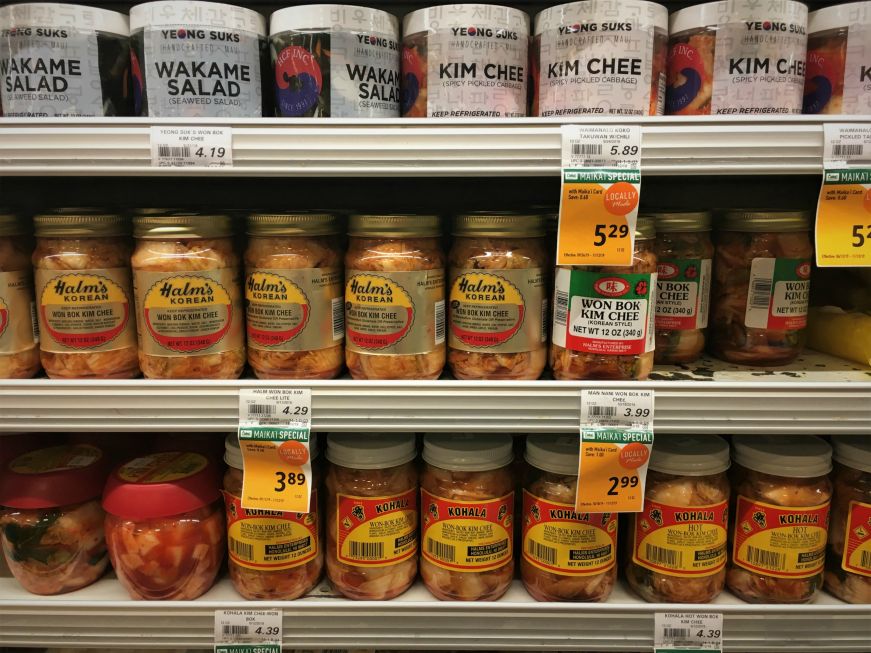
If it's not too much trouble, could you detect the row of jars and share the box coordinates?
[0,208,814,381]
[1,433,868,605]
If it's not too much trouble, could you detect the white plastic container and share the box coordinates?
[129,0,267,117]
[401,3,530,118]
[269,4,399,117]
[533,0,669,117]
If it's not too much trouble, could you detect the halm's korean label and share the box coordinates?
[841,500,871,577]
[655,258,711,330]
[744,258,811,330]
[336,489,418,567]
[0,270,36,354]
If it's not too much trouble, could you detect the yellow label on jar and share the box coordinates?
[841,500,871,577]
[336,489,418,567]
[10,444,102,474]
[0,270,36,355]
[117,452,207,484]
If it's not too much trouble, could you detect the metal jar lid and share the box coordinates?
[34,208,128,237]
[719,210,811,232]
[645,211,712,233]
[0,211,26,237]
[133,213,235,239]
[636,216,656,240]
[247,212,340,236]
[453,212,545,237]
[349,214,440,238]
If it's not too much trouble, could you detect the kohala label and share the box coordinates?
[841,500,871,577]
[336,489,418,567]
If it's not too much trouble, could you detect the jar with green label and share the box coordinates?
[0,212,39,379]
[33,210,139,379]
[448,213,548,380]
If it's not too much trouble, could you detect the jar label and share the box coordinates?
[345,269,445,355]
[135,269,243,357]
[421,489,514,572]
[732,495,830,579]
[521,490,616,576]
[841,500,871,577]
[35,268,136,353]
[10,444,102,474]
[842,24,871,114]
[449,268,545,353]
[245,267,343,352]
[117,451,208,484]
[336,488,418,567]
[744,258,811,331]
[803,31,846,114]
[654,257,711,330]
[552,268,656,355]
[632,498,728,577]
[223,490,318,571]
[0,270,37,354]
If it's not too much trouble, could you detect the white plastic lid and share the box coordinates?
[270,4,399,37]
[525,435,578,476]
[670,0,807,37]
[130,1,266,35]
[649,435,730,476]
[326,433,416,470]
[831,435,871,474]
[423,433,513,472]
[808,1,871,34]
[732,435,832,478]
[0,3,129,37]
[404,3,530,38]
[224,432,319,470]
[534,0,668,37]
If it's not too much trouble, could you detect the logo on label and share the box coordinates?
[450,272,524,347]
[275,45,323,116]
[451,26,518,39]
[803,47,838,114]
[246,272,309,347]
[400,46,424,115]
[796,261,811,279]
[666,42,705,114]
[594,277,630,298]
[345,274,414,349]
[657,262,679,280]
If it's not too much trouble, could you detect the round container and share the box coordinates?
[804,2,871,114]
[325,433,418,600]
[0,3,130,117]
[521,435,617,602]
[103,451,225,600]
[448,213,548,380]
[269,4,400,117]
[0,212,39,379]
[131,213,245,379]
[710,210,813,366]
[245,213,344,379]
[551,217,657,380]
[32,209,139,379]
[223,434,323,600]
[825,435,871,603]
[533,0,668,117]
[651,211,714,364]
[626,435,730,603]
[401,4,530,118]
[666,0,808,115]
[129,0,267,117]
[421,433,515,601]
[727,435,833,604]
[344,214,446,380]
[0,444,109,595]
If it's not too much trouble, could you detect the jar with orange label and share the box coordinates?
[32,210,139,379]
[522,435,617,602]
[421,433,515,601]
[0,211,39,379]
[325,433,419,600]
[223,433,323,600]
[626,435,730,603]
[727,435,833,604]
[131,213,245,379]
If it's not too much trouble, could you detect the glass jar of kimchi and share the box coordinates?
[710,211,812,365]
[0,211,39,378]
[421,433,515,601]
[325,434,418,600]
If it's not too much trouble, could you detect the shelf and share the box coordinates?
[0,115,866,177]
[0,576,867,651]
[1,352,868,434]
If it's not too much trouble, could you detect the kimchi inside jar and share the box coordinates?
[245,213,344,379]
[223,433,323,600]
[448,213,548,380]
[132,213,245,379]
[103,452,225,600]
[0,212,39,378]
[32,210,139,379]
[345,214,445,380]
[710,211,813,366]
[626,435,730,603]
[421,433,515,601]
[727,435,832,604]
[325,433,418,600]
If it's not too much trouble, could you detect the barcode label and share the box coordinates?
[526,538,557,566]
[540,299,548,342]
[230,536,254,562]
[572,142,603,157]
[158,144,191,158]
[646,543,683,568]
[746,545,786,570]
[588,405,617,418]
[656,72,666,116]
[222,625,249,636]
[426,537,456,562]
[29,301,39,343]
[349,540,384,560]
[748,277,773,310]
[861,550,871,569]
[434,299,445,345]
[832,143,864,158]
[247,404,276,416]
[331,297,344,341]
[662,627,690,640]
[554,290,568,327]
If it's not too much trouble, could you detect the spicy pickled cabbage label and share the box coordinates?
[744,258,811,330]
[0,270,36,354]
[655,258,711,331]
[522,490,616,576]
[841,500,871,577]
[733,495,830,579]
[336,489,418,567]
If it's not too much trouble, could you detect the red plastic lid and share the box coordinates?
[0,444,108,509]
[102,451,220,521]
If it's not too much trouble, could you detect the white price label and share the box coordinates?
[654,612,723,652]
[151,126,233,168]
[239,388,311,429]
[823,124,871,168]
[215,609,281,653]
[581,389,654,430]
[562,124,641,170]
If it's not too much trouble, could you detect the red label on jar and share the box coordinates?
[841,500,871,577]
[336,488,418,568]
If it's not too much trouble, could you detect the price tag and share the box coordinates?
[150,126,233,168]
[215,609,281,653]
[654,612,723,653]
[816,124,871,267]
[557,125,642,267]
[576,389,653,513]
[238,388,312,513]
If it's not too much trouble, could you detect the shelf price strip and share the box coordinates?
[816,124,871,267]
[557,124,642,267]
[654,612,723,653]
[214,609,282,653]
[150,125,233,168]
